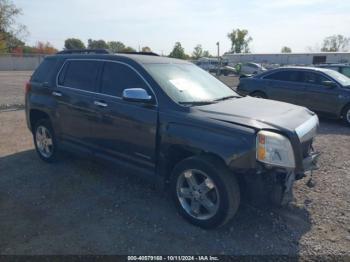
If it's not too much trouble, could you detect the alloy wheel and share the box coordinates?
[176,169,220,220]
[35,125,54,158]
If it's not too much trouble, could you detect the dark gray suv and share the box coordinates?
[237,67,350,126]
[25,51,320,228]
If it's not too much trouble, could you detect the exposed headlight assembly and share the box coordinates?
[256,131,295,168]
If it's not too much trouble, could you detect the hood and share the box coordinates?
[194,96,316,132]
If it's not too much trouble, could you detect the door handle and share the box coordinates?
[94,101,108,107]
[52,91,62,97]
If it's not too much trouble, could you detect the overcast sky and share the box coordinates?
[14,0,350,55]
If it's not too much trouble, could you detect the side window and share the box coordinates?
[341,67,350,78]
[264,70,300,82]
[301,72,328,86]
[58,60,100,92]
[100,62,148,97]
[32,58,58,83]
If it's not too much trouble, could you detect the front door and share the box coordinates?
[91,61,158,171]
[299,71,340,116]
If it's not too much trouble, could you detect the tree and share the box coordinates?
[108,41,125,53]
[281,46,292,53]
[202,50,211,57]
[141,46,152,52]
[123,46,136,52]
[321,34,350,52]
[0,0,28,52]
[21,41,57,54]
[87,39,108,49]
[64,38,85,50]
[227,29,252,53]
[192,44,203,59]
[169,42,187,59]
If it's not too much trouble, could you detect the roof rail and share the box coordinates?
[56,49,111,55]
[116,51,159,56]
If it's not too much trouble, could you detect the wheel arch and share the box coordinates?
[160,145,227,182]
[29,109,51,132]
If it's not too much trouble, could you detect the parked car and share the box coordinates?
[26,50,320,228]
[237,66,350,126]
[236,62,267,75]
[218,65,237,76]
[315,63,350,78]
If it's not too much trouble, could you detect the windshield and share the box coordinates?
[144,63,238,104]
[323,68,350,86]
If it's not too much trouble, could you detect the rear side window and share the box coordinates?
[58,60,101,92]
[100,62,148,97]
[32,58,58,83]
[264,70,301,82]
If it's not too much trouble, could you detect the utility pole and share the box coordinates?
[216,42,220,76]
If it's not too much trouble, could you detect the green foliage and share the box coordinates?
[0,0,27,52]
[202,50,211,58]
[321,35,349,52]
[108,41,125,53]
[169,42,187,59]
[281,46,292,53]
[87,39,109,49]
[122,46,136,52]
[227,29,252,53]
[141,46,152,52]
[192,44,203,59]
[64,38,85,50]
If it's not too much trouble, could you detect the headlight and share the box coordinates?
[256,131,295,168]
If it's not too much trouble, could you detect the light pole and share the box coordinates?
[216,42,220,76]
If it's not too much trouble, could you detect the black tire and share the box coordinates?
[170,155,240,229]
[342,105,350,126]
[250,91,267,99]
[33,119,58,163]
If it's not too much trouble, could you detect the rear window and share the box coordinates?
[31,58,58,83]
[58,60,101,92]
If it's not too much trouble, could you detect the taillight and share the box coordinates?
[25,82,31,95]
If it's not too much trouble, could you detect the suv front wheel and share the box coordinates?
[33,119,58,162]
[170,156,240,229]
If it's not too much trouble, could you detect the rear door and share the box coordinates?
[91,61,158,172]
[54,60,102,147]
[299,71,340,116]
[262,70,305,105]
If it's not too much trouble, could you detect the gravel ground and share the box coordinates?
[0,71,32,110]
[0,110,349,256]
[0,71,349,257]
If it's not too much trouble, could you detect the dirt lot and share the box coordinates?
[0,71,32,110]
[0,71,349,256]
[0,110,349,256]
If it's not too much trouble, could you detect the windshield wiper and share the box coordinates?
[178,100,217,106]
[214,95,240,102]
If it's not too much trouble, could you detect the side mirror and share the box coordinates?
[122,88,153,103]
[322,80,337,88]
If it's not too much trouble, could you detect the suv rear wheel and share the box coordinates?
[33,119,57,162]
[342,105,350,126]
[170,156,240,229]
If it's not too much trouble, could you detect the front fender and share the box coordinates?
[160,120,257,172]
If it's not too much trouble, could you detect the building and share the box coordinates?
[223,52,350,66]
